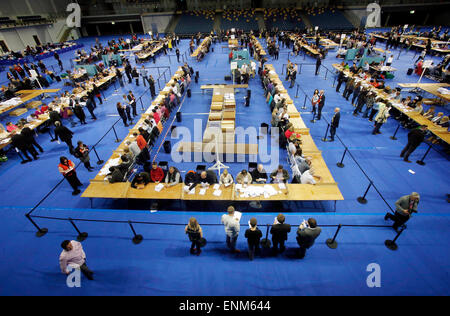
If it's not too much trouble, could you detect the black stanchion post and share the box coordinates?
[139,98,145,111]
[324,69,328,80]
[416,143,432,166]
[92,147,104,165]
[112,125,121,143]
[25,214,48,237]
[336,147,348,168]
[322,124,330,142]
[157,78,161,91]
[390,123,401,140]
[128,221,143,244]
[385,226,405,251]
[295,84,299,98]
[357,181,373,204]
[332,75,336,88]
[326,224,341,249]
[260,224,271,248]
[68,218,88,242]
[301,95,307,109]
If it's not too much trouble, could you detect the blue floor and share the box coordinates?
[0,32,449,295]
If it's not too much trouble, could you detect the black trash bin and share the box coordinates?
[187,89,191,97]
[176,111,182,122]
[163,140,171,154]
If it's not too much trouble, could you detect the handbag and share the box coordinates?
[199,238,207,248]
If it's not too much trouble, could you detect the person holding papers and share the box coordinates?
[236,170,252,186]
[301,169,322,185]
[221,206,241,254]
[270,214,291,255]
[270,165,290,184]
[251,164,268,184]
[296,218,322,259]
[131,172,151,189]
[219,169,234,187]
[245,218,262,261]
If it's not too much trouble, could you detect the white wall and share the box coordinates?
[0,25,55,52]
[0,0,70,17]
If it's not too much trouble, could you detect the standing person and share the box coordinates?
[317,90,325,121]
[336,70,345,93]
[244,217,262,260]
[10,130,39,163]
[185,218,203,255]
[116,102,128,127]
[84,96,97,120]
[116,67,124,87]
[58,156,82,195]
[59,240,94,280]
[372,102,391,135]
[127,91,137,117]
[20,126,44,153]
[124,61,132,84]
[176,48,180,63]
[54,121,75,153]
[270,213,291,255]
[92,84,102,105]
[315,55,321,76]
[122,95,133,122]
[329,107,340,142]
[400,125,427,163]
[149,75,156,97]
[74,141,94,171]
[132,67,139,86]
[310,89,319,123]
[73,101,87,125]
[385,192,420,231]
[221,206,241,253]
[289,63,297,88]
[140,66,149,87]
[296,218,322,259]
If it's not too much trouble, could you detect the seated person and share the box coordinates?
[270,165,290,184]
[107,166,125,183]
[184,170,198,189]
[131,172,150,189]
[251,164,268,184]
[6,122,18,133]
[423,106,436,119]
[165,166,182,187]
[150,162,165,183]
[431,112,444,124]
[187,170,217,191]
[219,169,234,187]
[300,168,322,185]
[236,169,252,186]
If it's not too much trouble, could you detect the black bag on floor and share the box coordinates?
[187,89,191,97]
[224,75,232,81]
[407,68,413,75]
[199,238,207,247]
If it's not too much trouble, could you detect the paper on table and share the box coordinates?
[199,188,207,195]
[213,190,222,197]
[278,183,286,190]
[155,183,164,192]
[213,184,220,190]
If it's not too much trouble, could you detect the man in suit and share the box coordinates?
[385,192,420,231]
[270,213,291,255]
[296,218,322,259]
[400,125,427,163]
[329,107,340,142]
[54,121,75,153]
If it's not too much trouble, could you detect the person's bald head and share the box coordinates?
[200,171,207,179]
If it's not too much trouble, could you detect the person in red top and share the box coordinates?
[152,108,160,124]
[160,104,170,119]
[150,162,164,183]
[284,125,301,140]
[134,132,150,162]
[135,132,147,150]
[58,156,82,195]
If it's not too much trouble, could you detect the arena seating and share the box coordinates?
[174,10,215,35]
[305,8,354,31]
[17,15,48,25]
[220,9,259,32]
[263,8,305,31]
[0,17,16,27]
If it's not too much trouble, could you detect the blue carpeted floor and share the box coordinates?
[0,30,449,295]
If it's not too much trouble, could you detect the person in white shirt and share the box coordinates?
[59,240,94,280]
[300,168,321,184]
[221,206,241,253]
[386,55,394,66]
[125,140,141,157]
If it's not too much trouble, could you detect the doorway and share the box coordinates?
[0,40,9,53]
[33,35,41,46]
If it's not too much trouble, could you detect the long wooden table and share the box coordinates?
[0,89,60,116]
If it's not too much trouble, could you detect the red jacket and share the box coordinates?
[150,167,164,182]
[136,135,147,150]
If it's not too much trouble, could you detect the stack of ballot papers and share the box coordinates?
[98,158,121,176]
[154,183,164,192]
[235,184,280,199]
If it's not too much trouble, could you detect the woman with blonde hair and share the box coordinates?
[185,217,203,255]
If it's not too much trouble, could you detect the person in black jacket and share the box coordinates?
[245,217,263,260]
[336,70,345,93]
[315,55,321,76]
[296,218,322,259]
[131,172,151,189]
[73,101,87,125]
[10,131,39,163]
[20,126,44,153]
[74,141,93,171]
[149,75,156,97]
[116,102,128,127]
[54,121,74,153]
[83,96,96,120]
[124,61,132,84]
[317,90,325,121]
[270,213,291,255]
[329,107,340,142]
[400,125,427,163]
[132,67,139,86]
[92,84,102,105]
